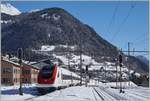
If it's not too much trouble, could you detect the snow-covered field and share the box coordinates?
[1,82,150,101]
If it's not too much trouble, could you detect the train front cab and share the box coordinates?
[37,64,57,93]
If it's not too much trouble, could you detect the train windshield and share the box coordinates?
[41,64,55,79]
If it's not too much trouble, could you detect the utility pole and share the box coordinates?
[115,58,118,89]
[80,49,82,85]
[103,47,107,84]
[133,48,135,56]
[79,33,82,85]
[71,73,73,85]
[85,65,88,87]
[119,53,123,93]
[67,43,70,70]
[128,42,131,86]
[104,62,106,84]
[18,48,23,95]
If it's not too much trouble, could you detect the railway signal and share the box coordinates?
[119,53,124,93]
[17,48,23,95]
[86,65,88,73]
[85,65,89,87]
[119,54,122,64]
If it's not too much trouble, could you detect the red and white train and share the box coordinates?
[36,62,81,92]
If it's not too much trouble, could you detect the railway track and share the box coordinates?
[98,86,127,100]
[93,87,104,100]
[94,87,117,101]
[125,90,150,100]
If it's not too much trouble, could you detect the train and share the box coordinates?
[36,62,81,93]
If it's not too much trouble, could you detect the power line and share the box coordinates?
[132,32,148,43]
[122,50,149,53]
[106,2,119,35]
[133,37,148,44]
[111,2,136,42]
[133,39,148,46]
[120,30,148,50]
[137,53,149,56]
[128,42,131,86]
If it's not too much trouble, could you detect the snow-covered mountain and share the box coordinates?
[1,3,21,15]
[1,6,148,85]
[29,9,41,13]
[136,55,149,66]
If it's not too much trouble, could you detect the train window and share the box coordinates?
[57,72,59,77]
[41,64,55,79]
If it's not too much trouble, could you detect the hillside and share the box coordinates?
[1,7,148,75]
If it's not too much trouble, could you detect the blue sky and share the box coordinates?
[2,1,149,57]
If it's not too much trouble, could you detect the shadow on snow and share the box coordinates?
[1,87,40,96]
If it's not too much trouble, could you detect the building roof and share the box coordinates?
[1,56,39,70]
[1,57,20,67]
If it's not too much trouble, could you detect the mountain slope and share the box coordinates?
[1,7,148,74]
[1,7,118,59]
[136,55,149,66]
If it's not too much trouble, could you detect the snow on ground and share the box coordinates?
[40,45,77,52]
[52,53,131,80]
[52,13,61,20]
[1,84,36,91]
[60,67,80,78]
[29,9,41,13]
[1,84,39,101]
[54,53,102,70]
[1,82,150,101]
[34,45,131,78]
[25,86,97,101]
[40,13,48,18]
[41,45,55,51]
[135,72,141,77]
[1,94,34,101]
[105,81,137,88]
[54,53,128,72]
[1,20,15,24]
[101,86,150,101]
